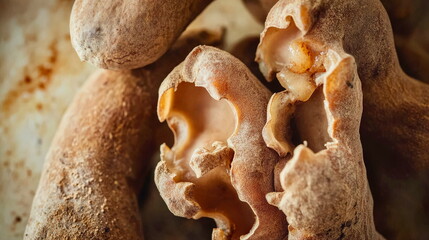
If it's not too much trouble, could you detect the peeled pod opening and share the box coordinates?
[155,46,287,239]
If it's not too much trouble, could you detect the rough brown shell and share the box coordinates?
[24,69,148,240]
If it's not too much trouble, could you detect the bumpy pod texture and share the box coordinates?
[24,69,149,240]
[156,46,287,240]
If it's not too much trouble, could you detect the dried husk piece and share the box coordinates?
[257,0,385,239]
[156,46,287,240]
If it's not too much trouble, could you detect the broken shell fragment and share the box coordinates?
[156,46,287,239]
[257,0,384,239]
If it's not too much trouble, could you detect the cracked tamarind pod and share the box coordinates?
[24,30,223,240]
[257,0,429,239]
[155,46,287,240]
[256,0,386,239]
[70,0,213,70]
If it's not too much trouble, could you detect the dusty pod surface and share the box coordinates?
[24,69,148,240]
[155,46,287,239]
[70,0,212,70]
[256,0,384,239]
